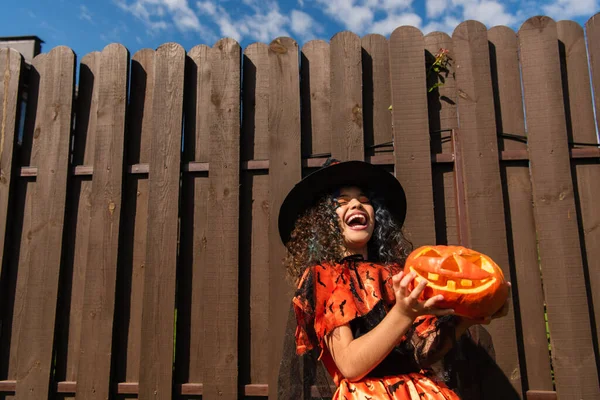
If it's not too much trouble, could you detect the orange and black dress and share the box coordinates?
[292,255,461,400]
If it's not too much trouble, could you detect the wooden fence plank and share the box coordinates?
[361,34,392,159]
[115,49,155,385]
[3,54,44,383]
[242,43,270,161]
[488,26,553,392]
[330,32,363,161]
[526,390,557,400]
[241,42,271,385]
[201,38,241,400]
[0,19,598,400]
[564,18,600,365]
[138,43,185,400]
[176,44,211,389]
[389,26,435,246]
[301,40,331,158]
[75,43,129,400]
[424,32,459,246]
[589,13,600,137]
[57,52,101,386]
[0,48,23,287]
[267,37,302,400]
[425,32,457,155]
[14,46,75,399]
[452,21,522,397]
[518,16,599,398]
[0,48,25,391]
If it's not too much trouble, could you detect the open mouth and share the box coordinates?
[345,213,368,230]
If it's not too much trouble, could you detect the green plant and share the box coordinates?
[427,48,452,92]
[388,48,453,113]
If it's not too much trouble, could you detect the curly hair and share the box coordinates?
[284,189,413,283]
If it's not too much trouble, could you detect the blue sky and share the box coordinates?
[1,0,598,60]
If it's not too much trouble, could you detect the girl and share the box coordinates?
[278,159,508,399]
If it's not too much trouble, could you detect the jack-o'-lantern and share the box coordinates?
[404,245,509,319]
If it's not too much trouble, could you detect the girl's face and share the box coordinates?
[334,186,375,255]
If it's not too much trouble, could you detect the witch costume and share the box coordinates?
[279,160,462,400]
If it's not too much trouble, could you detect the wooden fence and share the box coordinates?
[0,13,599,400]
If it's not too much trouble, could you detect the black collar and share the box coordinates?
[341,253,365,262]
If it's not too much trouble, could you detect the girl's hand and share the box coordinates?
[391,270,455,319]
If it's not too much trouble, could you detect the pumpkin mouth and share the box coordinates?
[409,267,498,294]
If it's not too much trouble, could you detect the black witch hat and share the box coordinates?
[278,159,407,245]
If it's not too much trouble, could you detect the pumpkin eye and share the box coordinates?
[440,256,460,272]
[417,248,442,258]
[480,258,496,274]
[462,254,481,265]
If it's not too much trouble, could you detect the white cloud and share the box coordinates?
[365,0,413,11]
[543,0,599,19]
[315,0,375,32]
[197,0,290,43]
[426,0,448,18]
[370,12,423,35]
[423,15,460,33]
[197,0,216,15]
[79,5,94,22]
[149,20,169,31]
[239,9,290,42]
[290,10,322,38]
[100,22,128,43]
[116,0,207,34]
[462,0,516,26]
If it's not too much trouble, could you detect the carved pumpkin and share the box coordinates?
[404,245,509,319]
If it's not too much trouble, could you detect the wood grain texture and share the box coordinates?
[176,44,211,388]
[559,19,600,361]
[330,32,363,161]
[247,172,270,384]
[267,37,302,400]
[518,16,599,398]
[59,52,101,384]
[242,43,270,161]
[526,390,557,400]
[488,25,553,391]
[14,46,75,400]
[424,32,459,246]
[301,40,331,157]
[361,34,392,159]
[588,13,600,135]
[202,38,241,399]
[452,21,521,396]
[241,43,271,384]
[389,26,435,247]
[138,43,185,400]
[75,43,129,400]
[424,32,456,154]
[585,13,600,367]
[0,48,25,393]
[0,48,23,284]
[118,49,155,384]
[5,53,45,382]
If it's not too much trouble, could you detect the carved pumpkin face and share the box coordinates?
[404,245,509,319]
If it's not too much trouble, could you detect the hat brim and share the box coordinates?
[278,160,407,245]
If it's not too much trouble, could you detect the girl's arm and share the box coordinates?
[324,271,454,382]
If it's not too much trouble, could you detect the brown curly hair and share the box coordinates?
[284,190,413,283]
